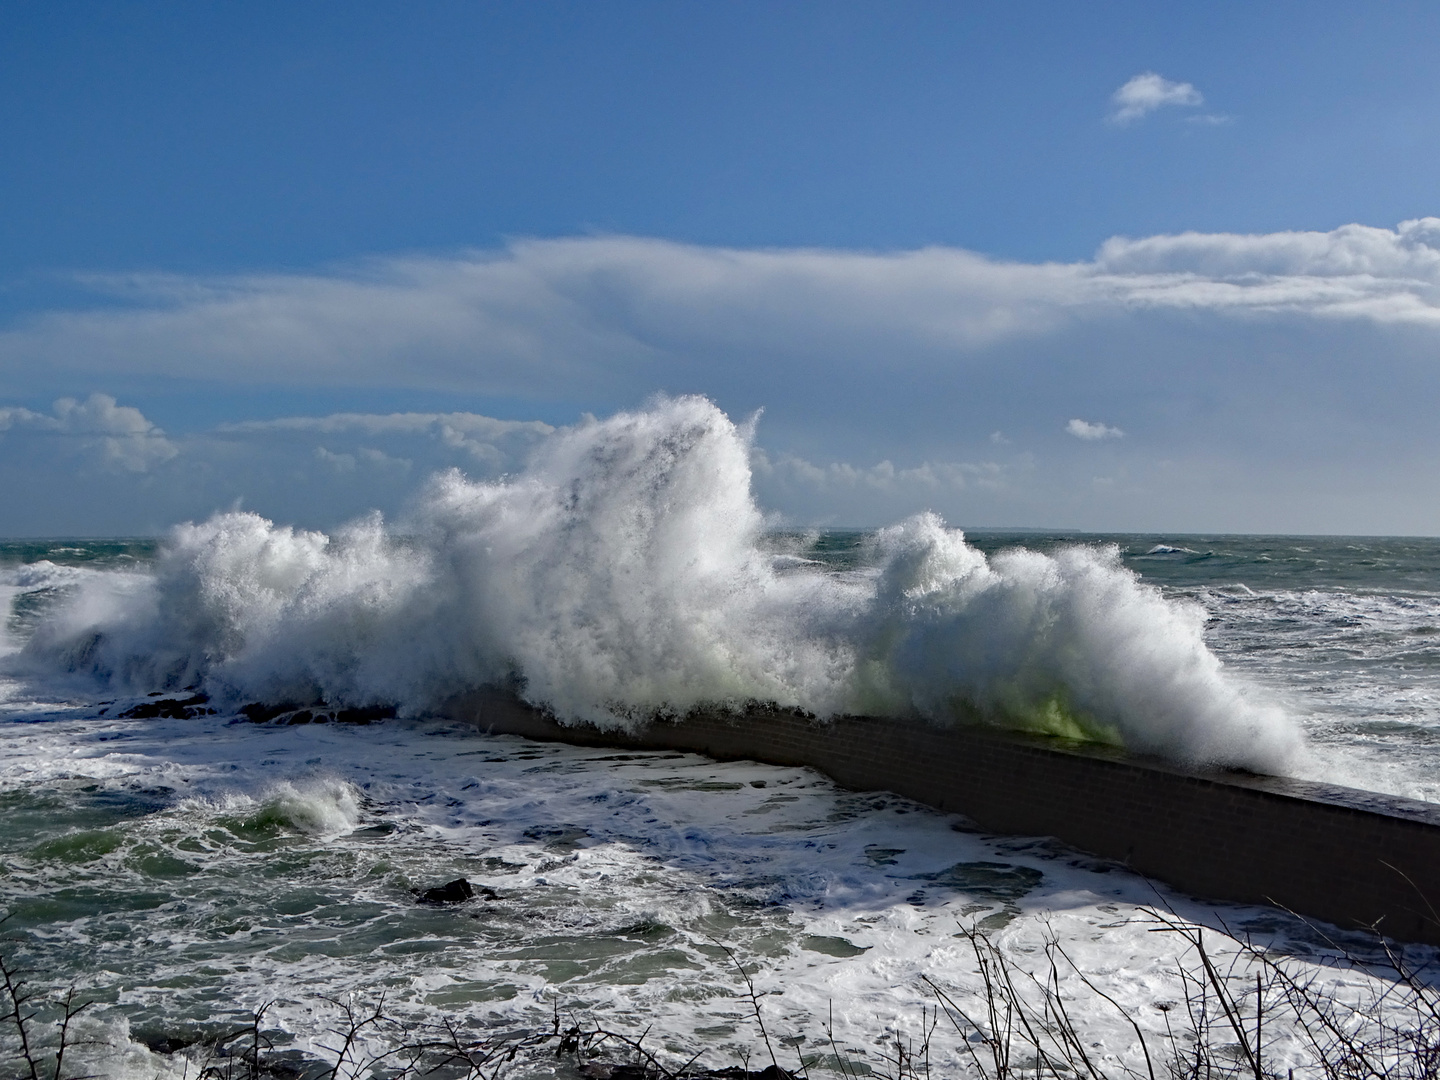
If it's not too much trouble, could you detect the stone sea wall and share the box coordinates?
[443,690,1440,945]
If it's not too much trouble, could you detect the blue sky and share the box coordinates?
[3,2,1440,535]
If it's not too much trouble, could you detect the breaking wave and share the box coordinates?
[8,396,1301,771]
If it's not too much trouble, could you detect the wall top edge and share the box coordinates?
[439,689,1440,830]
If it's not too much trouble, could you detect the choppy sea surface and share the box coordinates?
[2,526,1439,1078]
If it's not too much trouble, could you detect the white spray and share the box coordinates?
[10,396,1302,772]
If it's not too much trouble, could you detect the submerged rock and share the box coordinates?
[141,1034,196,1055]
[417,877,498,905]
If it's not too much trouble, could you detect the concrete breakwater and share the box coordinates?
[443,690,1440,946]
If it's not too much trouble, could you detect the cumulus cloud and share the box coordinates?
[0,399,560,533]
[1109,72,1204,124]
[0,393,177,471]
[1067,418,1124,441]
[195,408,554,514]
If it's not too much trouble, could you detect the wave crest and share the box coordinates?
[12,396,1302,771]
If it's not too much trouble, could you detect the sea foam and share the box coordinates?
[9,396,1302,771]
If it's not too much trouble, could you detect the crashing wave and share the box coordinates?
[9,396,1301,771]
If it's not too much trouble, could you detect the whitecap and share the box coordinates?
[8,396,1303,772]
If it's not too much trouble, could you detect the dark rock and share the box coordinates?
[238,701,396,725]
[119,694,210,720]
[239,702,308,724]
[141,1034,196,1054]
[247,1050,311,1079]
[418,877,497,905]
[522,824,590,851]
[333,704,396,724]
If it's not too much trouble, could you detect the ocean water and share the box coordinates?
[2,399,1439,1077]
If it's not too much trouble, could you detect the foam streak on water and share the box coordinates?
[0,703,1417,1079]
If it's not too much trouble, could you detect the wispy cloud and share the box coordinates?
[3,220,1440,534]
[2,219,1438,405]
[752,447,1003,494]
[1067,419,1124,441]
[219,411,554,469]
[1109,72,1204,125]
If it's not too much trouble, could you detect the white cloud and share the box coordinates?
[752,447,1002,494]
[4,221,1440,533]
[1067,419,1123,440]
[2,383,1440,536]
[1094,218,1440,278]
[0,395,1014,533]
[314,445,413,475]
[0,393,177,471]
[197,408,553,512]
[1109,72,1204,125]
[0,240,1079,395]
[3,219,1438,408]
[314,445,359,472]
[0,400,562,533]
[747,447,1014,526]
[220,411,553,468]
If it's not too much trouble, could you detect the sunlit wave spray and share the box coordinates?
[12,396,1302,772]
